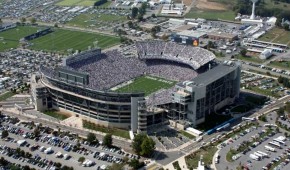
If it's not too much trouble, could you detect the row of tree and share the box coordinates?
[278,76,290,88]
[131,2,147,21]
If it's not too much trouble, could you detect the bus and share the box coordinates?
[268,141,281,149]
[273,139,286,146]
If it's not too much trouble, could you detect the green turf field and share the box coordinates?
[0,26,40,51]
[184,10,236,21]
[115,76,176,96]
[29,28,120,53]
[57,0,97,6]
[68,13,126,28]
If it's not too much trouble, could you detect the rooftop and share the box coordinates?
[189,62,240,87]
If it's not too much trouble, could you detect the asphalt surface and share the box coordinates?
[1,109,132,152]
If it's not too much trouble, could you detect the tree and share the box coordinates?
[30,17,36,24]
[33,127,40,137]
[20,17,26,24]
[132,133,147,154]
[127,21,133,28]
[140,137,155,157]
[87,132,97,144]
[54,23,59,27]
[55,162,62,168]
[103,134,113,147]
[61,166,74,170]
[151,14,156,18]
[277,107,285,116]
[132,7,139,19]
[0,18,2,27]
[283,23,289,31]
[0,157,8,166]
[1,130,8,139]
[240,48,247,57]
[128,159,145,170]
[78,156,85,163]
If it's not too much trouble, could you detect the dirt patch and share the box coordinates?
[183,0,194,6]
[196,0,227,10]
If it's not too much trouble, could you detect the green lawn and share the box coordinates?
[0,26,40,51]
[43,110,70,120]
[57,0,97,6]
[29,28,120,53]
[231,104,252,113]
[180,130,196,140]
[235,54,263,63]
[268,61,290,70]
[245,95,268,106]
[83,120,130,139]
[186,146,218,169]
[184,9,236,21]
[68,13,126,28]
[258,27,290,45]
[115,76,176,96]
[246,86,281,98]
[0,91,15,101]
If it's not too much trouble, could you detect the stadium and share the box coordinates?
[31,40,241,133]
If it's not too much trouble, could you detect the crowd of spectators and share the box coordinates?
[41,48,198,92]
[135,41,215,70]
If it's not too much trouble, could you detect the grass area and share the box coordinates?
[245,95,268,106]
[231,104,252,113]
[67,13,126,28]
[226,148,236,162]
[0,26,40,51]
[197,113,232,131]
[186,146,218,169]
[268,61,290,70]
[235,54,263,63]
[83,120,130,139]
[115,76,176,96]
[29,28,120,53]
[246,86,280,98]
[172,161,181,170]
[0,91,15,101]
[184,9,236,21]
[180,130,196,139]
[57,0,97,6]
[258,27,290,45]
[43,110,70,120]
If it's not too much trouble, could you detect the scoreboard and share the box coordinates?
[171,34,199,46]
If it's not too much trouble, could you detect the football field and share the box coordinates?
[116,76,176,96]
[57,0,97,6]
[0,26,39,51]
[29,28,120,53]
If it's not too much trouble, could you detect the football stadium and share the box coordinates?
[31,41,241,133]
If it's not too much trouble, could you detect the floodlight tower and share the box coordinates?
[250,0,258,20]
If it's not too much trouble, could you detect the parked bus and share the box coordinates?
[268,141,281,149]
[265,145,276,152]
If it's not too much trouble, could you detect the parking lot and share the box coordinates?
[217,124,290,170]
[0,114,138,169]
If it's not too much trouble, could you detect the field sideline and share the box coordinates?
[115,76,176,96]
